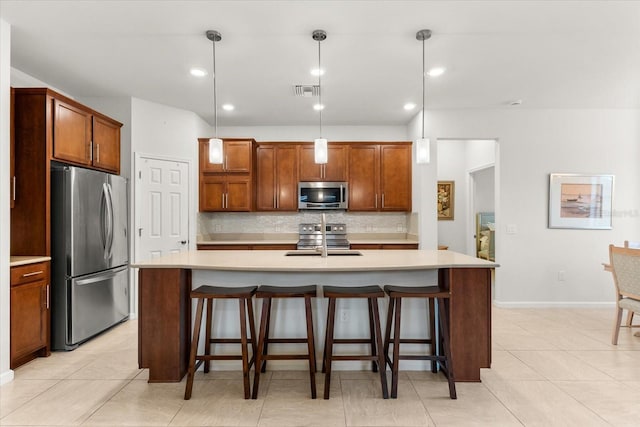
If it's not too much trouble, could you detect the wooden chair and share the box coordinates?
[608,245,640,345]
[252,285,318,399]
[184,285,257,400]
[383,285,456,399]
[322,285,388,399]
[623,241,640,327]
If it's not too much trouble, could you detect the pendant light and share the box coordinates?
[206,30,223,164]
[415,29,431,164]
[312,29,328,164]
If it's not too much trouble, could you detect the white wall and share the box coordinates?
[437,140,495,253]
[474,167,495,213]
[218,125,407,142]
[428,109,640,306]
[0,18,13,385]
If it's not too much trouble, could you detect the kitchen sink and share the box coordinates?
[285,250,363,256]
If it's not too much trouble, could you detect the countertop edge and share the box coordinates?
[10,256,52,267]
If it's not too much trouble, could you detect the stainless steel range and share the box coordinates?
[296,223,350,250]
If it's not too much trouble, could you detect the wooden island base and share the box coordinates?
[136,250,494,383]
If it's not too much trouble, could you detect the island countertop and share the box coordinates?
[132,249,498,272]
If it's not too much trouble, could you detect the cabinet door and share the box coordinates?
[226,176,252,211]
[200,139,252,173]
[348,145,379,211]
[11,281,48,365]
[200,175,225,211]
[255,145,277,210]
[380,144,412,211]
[275,145,298,211]
[298,144,347,181]
[224,140,253,172]
[10,88,15,209]
[298,145,323,181]
[92,116,121,173]
[324,145,347,181]
[53,99,92,166]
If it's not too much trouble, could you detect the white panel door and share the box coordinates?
[137,157,189,260]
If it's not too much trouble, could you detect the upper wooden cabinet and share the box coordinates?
[200,138,253,173]
[298,143,347,182]
[10,88,15,209]
[198,138,254,212]
[255,143,298,211]
[52,98,122,174]
[11,88,123,256]
[348,142,412,212]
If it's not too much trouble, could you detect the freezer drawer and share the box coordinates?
[52,266,129,350]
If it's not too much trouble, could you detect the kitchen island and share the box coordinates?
[133,249,497,383]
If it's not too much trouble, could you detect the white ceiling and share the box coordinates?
[2,1,639,126]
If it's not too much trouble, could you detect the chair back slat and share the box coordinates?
[610,245,640,297]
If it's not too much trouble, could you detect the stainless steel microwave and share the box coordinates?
[298,181,348,210]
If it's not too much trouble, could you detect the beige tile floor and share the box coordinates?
[1,306,639,426]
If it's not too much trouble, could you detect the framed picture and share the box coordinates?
[437,181,455,220]
[548,174,614,229]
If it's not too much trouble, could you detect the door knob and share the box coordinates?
[180,240,187,245]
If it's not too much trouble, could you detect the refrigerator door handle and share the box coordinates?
[100,183,108,256]
[105,182,115,260]
[75,265,128,286]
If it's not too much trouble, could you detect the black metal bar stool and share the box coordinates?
[184,285,257,400]
[383,285,456,399]
[322,285,389,399]
[252,285,318,399]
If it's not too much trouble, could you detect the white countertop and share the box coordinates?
[10,256,51,267]
[132,249,497,272]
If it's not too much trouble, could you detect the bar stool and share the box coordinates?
[383,285,456,399]
[252,285,317,399]
[322,285,389,399]
[184,285,257,400]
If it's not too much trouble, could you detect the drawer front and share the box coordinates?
[11,262,49,286]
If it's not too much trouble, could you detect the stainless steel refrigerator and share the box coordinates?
[51,163,129,350]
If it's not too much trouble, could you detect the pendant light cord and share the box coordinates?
[421,37,425,140]
[212,37,218,137]
[318,38,322,138]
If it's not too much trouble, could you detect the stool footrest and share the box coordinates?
[397,355,445,361]
[209,338,254,344]
[264,338,309,344]
[389,338,434,344]
[330,355,379,361]
[332,338,373,344]
[262,354,311,361]
[197,355,256,363]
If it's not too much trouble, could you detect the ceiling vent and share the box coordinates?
[293,85,319,97]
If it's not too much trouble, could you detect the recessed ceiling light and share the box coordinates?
[404,103,416,111]
[313,104,325,111]
[222,104,235,111]
[190,67,208,77]
[311,68,325,76]
[427,67,445,77]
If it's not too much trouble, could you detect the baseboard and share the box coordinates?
[0,369,14,385]
[494,301,616,309]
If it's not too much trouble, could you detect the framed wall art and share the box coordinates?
[548,173,614,229]
[437,181,455,220]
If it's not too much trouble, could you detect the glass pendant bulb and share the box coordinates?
[208,138,223,164]
[415,138,430,164]
[314,138,328,164]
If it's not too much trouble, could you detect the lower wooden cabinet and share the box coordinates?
[197,244,297,250]
[350,243,419,250]
[10,261,51,369]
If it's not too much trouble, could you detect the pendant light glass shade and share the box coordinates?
[415,29,431,165]
[313,30,328,164]
[208,138,224,164]
[206,30,224,164]
[415,138,430,164]
[314,138,328,163]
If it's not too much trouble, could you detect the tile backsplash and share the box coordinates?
[199,212,418,237]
